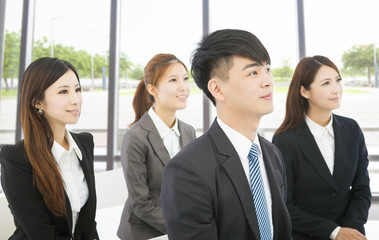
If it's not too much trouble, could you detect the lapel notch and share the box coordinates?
[140,112,171,166]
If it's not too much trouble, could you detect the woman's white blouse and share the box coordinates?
[51,131,89,233]
[148,107,181,158]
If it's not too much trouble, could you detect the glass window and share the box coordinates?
[1,0,23,146]
[32,0,111,162]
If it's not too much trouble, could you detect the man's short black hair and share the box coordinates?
[191,29,271,105]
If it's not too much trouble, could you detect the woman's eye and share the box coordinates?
[169,78,177,82]
[322,81,330,86]
[59,90,68,94]
[337,77,342,82]
[76,87,82,92]
[250,71,258,76]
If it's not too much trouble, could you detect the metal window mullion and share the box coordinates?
[15,0,35,142]
[202,0,210,133]
[296,0,306,60]
[106,0,120,170]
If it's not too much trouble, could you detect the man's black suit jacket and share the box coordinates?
[272,114,371,239]
[161,120,292,240]
[0,132,99,240]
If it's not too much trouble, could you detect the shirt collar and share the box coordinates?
[217,117,261,160]
[305,114,334,140]
[51,130,83,162]
[148,107,180,138]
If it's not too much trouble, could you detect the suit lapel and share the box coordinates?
[209,121,261,240]
[296,123,338,191]
[71,132,94,195]
[64,192,73,234]
[140,112,171,166]
[332,115,349,184]
[178,120,193,148]
[70,132,96,235]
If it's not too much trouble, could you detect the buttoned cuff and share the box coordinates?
[330,226,341,239]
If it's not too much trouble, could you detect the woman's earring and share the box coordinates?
[38,109,43,115]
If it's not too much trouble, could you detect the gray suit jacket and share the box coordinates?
[117,112,196,240]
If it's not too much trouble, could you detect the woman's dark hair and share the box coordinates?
[130,53,187,126]
[275,55,340,134]
[20,57,80,216]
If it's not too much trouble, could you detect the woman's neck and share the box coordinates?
[153,106,176,128]
[307,109,332,127]
[53,126,69,150]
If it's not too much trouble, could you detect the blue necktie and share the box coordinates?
[248,143,272,240]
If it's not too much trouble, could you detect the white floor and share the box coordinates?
[96,205,168,240]
[96,206,123,240]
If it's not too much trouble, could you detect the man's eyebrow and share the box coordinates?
[242,63,261,71]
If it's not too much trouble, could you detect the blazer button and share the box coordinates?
[331,208,337,213]
[331,192,337,197]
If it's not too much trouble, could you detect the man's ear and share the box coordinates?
[146,84,156,98]
[208,78,225,103]
[300,85,310,99]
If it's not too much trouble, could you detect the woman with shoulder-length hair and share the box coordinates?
[117,53,196,240]
[0,57,99,240]
[272,55,371,240]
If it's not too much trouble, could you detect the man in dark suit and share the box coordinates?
[161,29,292,240]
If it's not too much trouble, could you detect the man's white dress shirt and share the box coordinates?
[217,117,273,237]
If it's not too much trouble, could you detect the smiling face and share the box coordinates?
[216,55,274,120]
[148,62,190,114]
[301,65,343,115]
[36,70,82,133]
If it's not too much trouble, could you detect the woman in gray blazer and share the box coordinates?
[117,54,196,240]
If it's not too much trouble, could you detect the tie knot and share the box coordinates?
[248,143,259,159]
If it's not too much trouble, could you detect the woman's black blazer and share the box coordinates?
[0,132,99,240]
[272,114,371,240]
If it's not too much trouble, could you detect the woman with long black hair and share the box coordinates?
[273,56,371,240]
[1,57,98,239]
